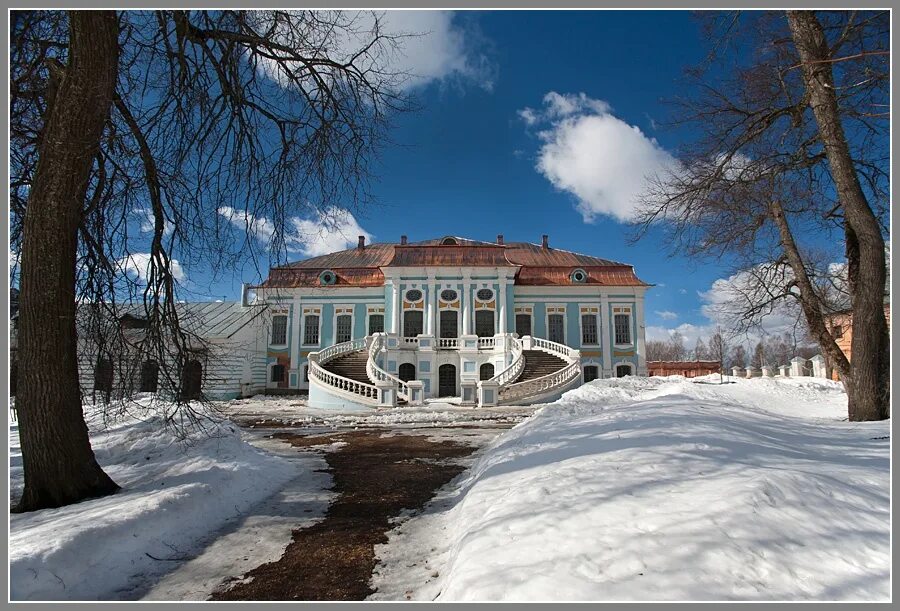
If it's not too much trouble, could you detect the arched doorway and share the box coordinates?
[140,360,159,393]
[479,363,495,381]
[438,364,457,397]
[180,359,203,400]
[398,363,416,382]
[615,364,632,378]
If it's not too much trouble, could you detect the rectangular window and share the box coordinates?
[581,314,598,345]
[368,314,384,335]
[94,358,113,393]
[548,314,565,344]
[832,324,843,339]
[271,315,288,345]
[303,315,320,345]
[475,310,495,338]
[404,310,424,337]
[439,310,458,338]
[515,313,532,337]
[336,314,352,343]
[614,313,631,345]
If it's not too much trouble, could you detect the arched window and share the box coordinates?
[583,365,599,383]
[440,237,459,245]
[398,363,416,382]
[479,363,495,381]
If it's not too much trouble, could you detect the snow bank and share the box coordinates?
[371,376,889,601]
[9,403,297,601]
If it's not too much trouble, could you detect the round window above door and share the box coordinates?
[476,288,494,301]
[440,289,458,302]
[405,289,423,302]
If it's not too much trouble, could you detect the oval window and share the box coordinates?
[405,289,423,302]
[319,270,337,285]
[571,269,587,283]
[440,289,458,302]
[476,288,494,301]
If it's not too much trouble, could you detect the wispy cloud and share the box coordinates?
[654,310,678,321]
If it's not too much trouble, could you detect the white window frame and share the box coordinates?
[514,304,534,338]
[270,313,289,347]
[333,305,355,344]
[366,304,385,336]
[612,304,634,348]
[578,306,600,346]
[545,304,567,345]
[301,307,322,346]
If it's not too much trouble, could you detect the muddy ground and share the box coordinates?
[211,429,479,601]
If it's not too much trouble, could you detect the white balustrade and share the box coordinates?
[308,337,381,404]
[438,338,459,349]
[366,333,410,400]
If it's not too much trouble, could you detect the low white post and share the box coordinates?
[790,357,808,377]
[761,365,775,377]
[731,366,745,378]
[477,380,499,407]
[779,364,791,377]
[406,380,424,406]
[460,379,478,407]
[376,380,397,408]
[810,354,826,378]
[521,335,533,350]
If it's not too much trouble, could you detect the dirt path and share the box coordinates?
[211,429,477,601]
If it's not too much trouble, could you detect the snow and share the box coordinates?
[370,375,890,602]
[9,401,310,601]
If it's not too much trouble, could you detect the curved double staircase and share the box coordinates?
[308,333,581,409]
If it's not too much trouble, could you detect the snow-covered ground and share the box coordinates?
[370,375,891,602]
[9,400,326,601]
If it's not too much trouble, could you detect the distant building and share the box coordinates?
[825,296,890,381]
[647,360,721,378]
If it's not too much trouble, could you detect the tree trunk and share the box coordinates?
[787,11,890,421]
[15,11,121,512]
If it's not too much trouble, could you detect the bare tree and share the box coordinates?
[708,328,728,381]
[11,10,411,511]
[633,10,888,421]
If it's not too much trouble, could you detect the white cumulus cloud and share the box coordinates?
[286,207,374,257]
[519,91,675,223]
[258,11,494,93]
[118,253,186,283]
[218,206,373,259]
[654,310,679,321]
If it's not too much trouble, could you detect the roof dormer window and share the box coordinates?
[440,236,459,246]
[570,268,588,284]
[319,270,337,286]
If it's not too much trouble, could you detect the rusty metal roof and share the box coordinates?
[389,244,512,267]
[258,237,649,288]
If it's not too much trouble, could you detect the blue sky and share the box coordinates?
[167,10,803,345]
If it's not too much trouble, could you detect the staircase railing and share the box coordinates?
[529,336,580,360]
[500,359,581,403]
[308,337,381,404]
[488,336,525,389]
[365,332,410,400]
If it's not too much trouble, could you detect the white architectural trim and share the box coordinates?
[365,304,385,335]
[332,304,355,344]
[577,305,601,347]
[545,304,567,345]
[301,305,322,346]
[611,303,635,348]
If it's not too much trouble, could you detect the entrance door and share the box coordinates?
[548,314,565,344]
[438,364,457,397]
[180,359,203,400]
